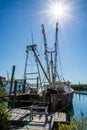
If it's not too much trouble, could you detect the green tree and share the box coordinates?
[0,84,10,130]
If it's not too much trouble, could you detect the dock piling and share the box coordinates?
[13,80,17,108]
[10,65,15,94]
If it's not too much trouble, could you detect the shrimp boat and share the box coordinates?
[9,23,74,111]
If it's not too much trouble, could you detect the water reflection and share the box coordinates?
[73,92,87,118]
[63,92,87,120]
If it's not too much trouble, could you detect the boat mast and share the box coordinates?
[54,22,60,82]
[50,51,54,84]
[42,24,51,81]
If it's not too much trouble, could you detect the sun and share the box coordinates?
[53,4,64,17]
[48,1,65,19]
[42,0,72,25]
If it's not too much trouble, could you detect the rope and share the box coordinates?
[58,102,72,112]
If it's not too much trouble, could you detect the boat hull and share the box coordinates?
[8,88,74,112]
[46,88,74,112]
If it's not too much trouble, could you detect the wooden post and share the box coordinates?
[23,79,26,93]
[37,76,38,90]
[30,107,33,121]
[66,114,70,124]
[45,106,48,122]
[0,77,3,87]
[13,80,17,108]
[10,65,15,94]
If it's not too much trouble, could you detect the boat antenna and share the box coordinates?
[42,24,51,81]
[7,71,9,80]
[31,28,34,44]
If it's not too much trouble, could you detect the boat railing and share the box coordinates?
[29,104,48,122]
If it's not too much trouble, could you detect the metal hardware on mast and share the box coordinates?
[42,24,50,81]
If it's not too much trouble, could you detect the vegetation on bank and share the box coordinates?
[71,84,87,91]
[58,116,87,130]
[0,84,11,130]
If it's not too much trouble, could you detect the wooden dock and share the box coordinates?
[9,108,67,130]
[9,108,30,122]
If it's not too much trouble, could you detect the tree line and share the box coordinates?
[71,84,87,91]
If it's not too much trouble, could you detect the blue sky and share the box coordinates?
[0,0,87,84]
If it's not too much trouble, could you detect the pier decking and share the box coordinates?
[9,108,67,130]
[9,108,30,122]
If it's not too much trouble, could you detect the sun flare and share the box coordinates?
[49,1,66,18]
[42,0,72,26]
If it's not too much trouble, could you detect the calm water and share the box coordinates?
[73,92,87,118]
[63,92,87,120]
